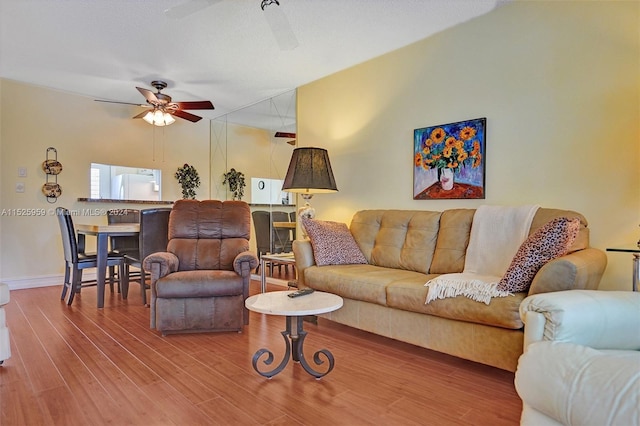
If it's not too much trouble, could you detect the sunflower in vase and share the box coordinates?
[415,124,482,190]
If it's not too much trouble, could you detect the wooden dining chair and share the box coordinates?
[252,210,292,276]
[272,211,293,253]
[121,208,171,306]
[56,207,126,305]
[107,209,140,289]
[107,209,140,255]
[288,210,297,242]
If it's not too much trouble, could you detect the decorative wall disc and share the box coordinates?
[42,159,63,175]
[42,182,62,198]
[43,147,62,203]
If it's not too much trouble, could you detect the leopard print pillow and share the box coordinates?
[497,217,581,293]
[301,217,368,266]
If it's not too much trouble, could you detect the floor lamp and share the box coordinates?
[282,147,338,227]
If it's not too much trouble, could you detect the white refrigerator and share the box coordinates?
[111,174,158,201]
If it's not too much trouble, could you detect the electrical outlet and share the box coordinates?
[15,182,25,193]
[18,167,27,177]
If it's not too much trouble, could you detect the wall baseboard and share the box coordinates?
[2,272,96,291]
[5,273,285,291]
[250,273,289,288]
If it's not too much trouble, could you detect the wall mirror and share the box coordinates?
[90,163,162,201]
[209,89,297,273]
[210,89,296,205]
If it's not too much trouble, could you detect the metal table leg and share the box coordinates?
[633,253,639,292]
[260,257,267,293]
[251,315,335,379]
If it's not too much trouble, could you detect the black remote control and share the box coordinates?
[288,288,315,298]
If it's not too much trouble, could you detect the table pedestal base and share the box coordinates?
[251,316,334,379]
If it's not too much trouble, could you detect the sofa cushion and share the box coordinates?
[429,209,475,274]
[350,210,441,274]
[386,280,527,329]
[302,218,367,266]
[528,208,587,253]
[498,217,580,293]
[304,264,427,306]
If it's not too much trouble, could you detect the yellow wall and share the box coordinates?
[0,79,211,285]
[297,1,640,291]
[2,1,638,291]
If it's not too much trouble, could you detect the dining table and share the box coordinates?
[273,221,296,229]
[273,221,296,240]
[75,223,140,308]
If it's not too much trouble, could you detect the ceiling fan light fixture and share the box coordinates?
[153,109,165,124]
[163,113,176,126]
[142,110,155,125]
[98,80,213,125]
[142,108,176,127]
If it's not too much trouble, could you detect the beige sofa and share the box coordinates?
[293,208,607,371]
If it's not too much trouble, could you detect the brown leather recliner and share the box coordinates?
[143,200,258,335]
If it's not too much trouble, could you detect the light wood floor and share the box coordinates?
[0,278,522,425]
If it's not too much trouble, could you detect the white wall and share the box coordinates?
[0,79,211,285]
[297,1,640,291]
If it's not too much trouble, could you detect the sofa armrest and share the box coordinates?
[292,239,315,289]
[143,252,179,281]
[520,290,640,350]
[528,247,607,295]
[234,251,258,277]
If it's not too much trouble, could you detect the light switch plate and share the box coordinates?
[15,182,25,193]
[18,167,27,177]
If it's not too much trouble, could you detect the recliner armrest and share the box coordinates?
[234,251,258,276]
[143,252,179,279]
[520,290,640,350]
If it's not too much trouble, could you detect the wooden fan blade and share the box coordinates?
[95,99,147,107]
[275,132,296,138]
[132,110,151,119]
[263,4,299,51]
[172,110,202,122]
[175,100,214,110]
[165,0,223,19]
[136,87,158,104]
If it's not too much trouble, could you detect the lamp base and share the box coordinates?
[298,204,315,220]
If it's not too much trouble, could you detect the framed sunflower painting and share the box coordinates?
[413,117,486,200]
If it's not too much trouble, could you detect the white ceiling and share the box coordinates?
[0,0,505,125]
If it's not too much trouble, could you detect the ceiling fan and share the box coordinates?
[275,131,296,145]
[164,0,298,51]
[95,80,214,126]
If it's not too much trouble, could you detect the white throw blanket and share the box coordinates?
[425,204,540,304]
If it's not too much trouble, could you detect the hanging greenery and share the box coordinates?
[222,168,246,200]
[175,163,200,199]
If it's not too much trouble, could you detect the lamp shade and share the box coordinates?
[282,147,338,195]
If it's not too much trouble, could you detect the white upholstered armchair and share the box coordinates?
[0,282,10,365]
[515,290,640,425]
